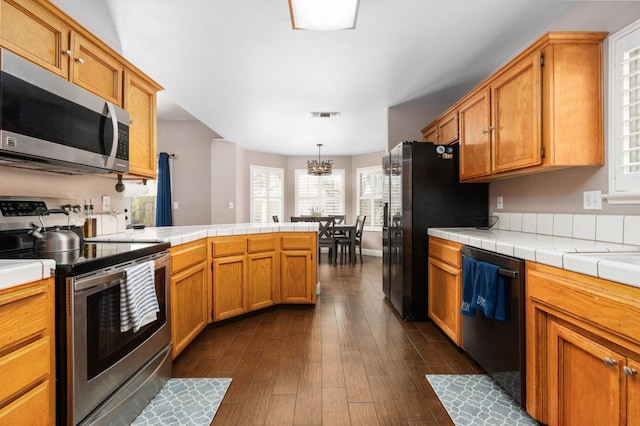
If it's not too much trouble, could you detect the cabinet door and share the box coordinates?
[124,70,158,179]
[247,251,277,311]
[422,123,437,144]
[459,88,491,180]
[71,33,123,106]
[628,357,640,426]
[427,257,461,346]
[548,321,624,426]
[0,0,71,78]
[491,52,542,173]
[281,250,313,304]
[212,255,247,321]
[438,110,459,145]
[171,261,207,359]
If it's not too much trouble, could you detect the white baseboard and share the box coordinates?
[362,249,382,257]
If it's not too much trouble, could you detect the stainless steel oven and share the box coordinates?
[67,250,172,425]
[461,245,526,406]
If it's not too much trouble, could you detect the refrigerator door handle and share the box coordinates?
[383,203,388,228]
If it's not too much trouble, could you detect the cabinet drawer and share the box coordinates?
[210,237,246,257]
[281,234,313,251]
[248,235,277,253]
[0,380,50,424]
[0,289,47,349]
[171,239,207,273]
[0,336,50,403]
[428,237,462,268]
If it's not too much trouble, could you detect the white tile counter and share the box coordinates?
[428,227,640,288]
[0,259,56,290]
[86,222,320,246]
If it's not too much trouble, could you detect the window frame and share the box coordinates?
[249,165,284,223]
[294,169,345,217]
[356,165,384,231]
[606,19,640,204]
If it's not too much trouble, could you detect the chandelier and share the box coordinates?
[307,144,333,176]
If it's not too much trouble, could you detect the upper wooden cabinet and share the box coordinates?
[124,70,161,179]
[422,109,458,145]
[0,0,71,78]
[70,33,123,106]
[422,32,607,182]
[0,0,163,179]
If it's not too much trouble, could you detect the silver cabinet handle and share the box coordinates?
[63,49,72,57]
[624,366,638,377]
[75,57,84,64]
[604,357,617,367]
[481,126,495,135]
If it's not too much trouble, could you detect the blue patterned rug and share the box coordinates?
[132,378,232,425]
[426,374,538,425]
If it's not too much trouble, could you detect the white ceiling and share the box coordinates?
[58,1,631,156]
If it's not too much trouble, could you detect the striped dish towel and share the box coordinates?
[120,260,159,333]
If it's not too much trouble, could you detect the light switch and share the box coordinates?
[173,202,179,210]
[228,202,234,209]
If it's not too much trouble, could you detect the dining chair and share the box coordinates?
[315,216,336,264]
[353,215,366,264]
[272,215,279,223]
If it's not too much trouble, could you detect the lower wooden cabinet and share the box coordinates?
[427,237,463,346]
[280,233,316,304]
[526,262,640,425]
[0,277,55,424]
[170,240,208,359]
[212,254,247,321]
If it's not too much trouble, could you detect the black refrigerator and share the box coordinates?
[382,141,488,320]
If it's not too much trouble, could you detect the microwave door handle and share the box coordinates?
[104,101,118,170]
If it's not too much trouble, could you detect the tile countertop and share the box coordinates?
[0,259,56,291]
[86,222,320,246]
[428,227,640,288]
[0,223,318,291]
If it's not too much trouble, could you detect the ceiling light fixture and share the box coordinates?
[288,0,360,31]
[307,143,333,176]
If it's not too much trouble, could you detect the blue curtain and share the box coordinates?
[155,152,173,226]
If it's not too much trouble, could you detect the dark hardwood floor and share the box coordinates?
[172,255,482,425]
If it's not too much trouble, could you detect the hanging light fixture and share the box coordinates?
[307,144,333,176]
[288,0,360,31]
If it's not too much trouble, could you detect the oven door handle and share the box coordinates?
[75,270,125,294]
[498,268,519,278]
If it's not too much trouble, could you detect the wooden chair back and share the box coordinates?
[315,216,335,242]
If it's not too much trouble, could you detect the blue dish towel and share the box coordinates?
[461,256,477,317]
[470,261,501,319]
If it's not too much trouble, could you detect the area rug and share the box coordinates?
[132,378,232,425]
[426,374,538,426]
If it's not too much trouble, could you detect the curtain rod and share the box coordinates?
[158,153,177,158]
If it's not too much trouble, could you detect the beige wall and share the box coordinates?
[210,139,238,224]
[387,106,444,152]
[157,120,217,225]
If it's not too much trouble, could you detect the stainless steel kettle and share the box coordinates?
[29,209,81,253]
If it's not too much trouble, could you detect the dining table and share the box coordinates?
[333,223,357,265]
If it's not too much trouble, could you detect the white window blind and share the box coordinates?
[250,165,283,223]
[608,19,640,202]
[294,169,345,216]
[357,166,384,229]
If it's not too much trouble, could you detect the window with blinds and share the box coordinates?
[610,19,640,200]
[357,166,384,229]
[294,169,345,216]
[250,165,283,223]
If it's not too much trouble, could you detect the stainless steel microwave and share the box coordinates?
[0,50,129,175]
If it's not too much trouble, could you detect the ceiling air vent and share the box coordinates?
[310,112,341,118]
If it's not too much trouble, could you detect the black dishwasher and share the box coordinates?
[461,245,526,406]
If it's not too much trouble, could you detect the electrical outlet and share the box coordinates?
[583,190,602,210]
[497,196,504,210]
[228,202,234,209]
[102,195,110,212]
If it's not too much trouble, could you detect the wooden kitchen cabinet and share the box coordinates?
[0,0,71,78]
[0,0,163,180]
[421,109,458,145]
[458,88,492,180]
[526,261,640,425]
[0,277,55,425]
[280,233,316,304]
[427,237,463,346]
[70,33,123,106]
[247,234,279,310]
[210,237,248,322]
[123,70,161,179]
[170,240,208,359]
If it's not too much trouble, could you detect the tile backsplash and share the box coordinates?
[494,212,639,246]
